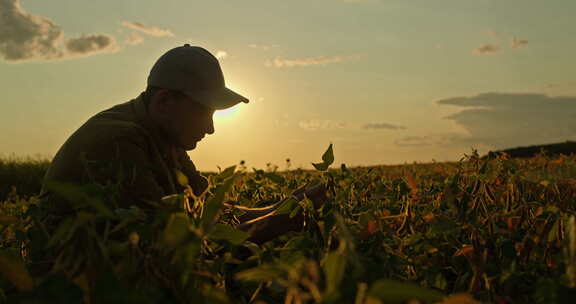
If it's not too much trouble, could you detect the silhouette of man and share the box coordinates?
[40,44,325,245]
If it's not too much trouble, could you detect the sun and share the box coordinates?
[214,106,241,123]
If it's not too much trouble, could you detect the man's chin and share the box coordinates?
[181,141,198,151]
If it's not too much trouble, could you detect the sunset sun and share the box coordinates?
[214,106,241,123]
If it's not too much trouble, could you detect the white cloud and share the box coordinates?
[363,122,406,130]
[298,119,407,131]
[125,32,144,46]
[120,21,174,37]
[394,135,460,147]
[486,30,498,39]
[0,0,118,62]
[266,55,356,68]
[248,43,279,51]
[299,120,348,130]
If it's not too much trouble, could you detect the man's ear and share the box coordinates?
[151,89,174,113]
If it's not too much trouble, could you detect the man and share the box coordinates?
[40,44,325,245]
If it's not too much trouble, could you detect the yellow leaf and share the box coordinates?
[175,168,189,187]
[423,213,435,223]
[454,245,474,257]
[405,172,419,193]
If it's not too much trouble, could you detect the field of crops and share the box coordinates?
[1,146,576,303]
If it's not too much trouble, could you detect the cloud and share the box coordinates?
[394,134,465,147]
[65,34,117,56]
[0,0,117,62]
[511,37,528,49]
[120,21,174,37]
[125,32,144,46]
[0,0,63,61]
[266,55,355,68]
[434,92,576,149]
[341,0,381,3]
[473,43,499,55]
[248,43,278,51]
[486,30,498,38]
[544,81,576,90]
[299,120,347,130]
[298,120,406,131]
[215,50,228,60]
[363,122,406,130]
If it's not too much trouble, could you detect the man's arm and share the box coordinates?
[235,183,328,245]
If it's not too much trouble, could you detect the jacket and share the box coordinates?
[40,92,208,213]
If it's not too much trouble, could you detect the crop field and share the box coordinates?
[1,147,576,303]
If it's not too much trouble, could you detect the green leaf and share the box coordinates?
[367,280,445,304]
[46,217,77,248]
[183,240,202,265]
[219,165,237,180]
[163,213,191,247]
[265,172,285,185]
[312,143,334,171]
[323,251,346,298]
[209,223,249,245]
[201,176,235,232]
[289,204,302,219]
[275,198,299,215]
[282,236,315,251]
[235,264,284,282]
[174,168,189,186]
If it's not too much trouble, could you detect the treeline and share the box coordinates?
[485,141,576,159]
[0,157,50,201]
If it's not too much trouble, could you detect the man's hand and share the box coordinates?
[231,181,329,246]
[291,182,327,209]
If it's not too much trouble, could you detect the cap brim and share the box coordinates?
[183,87,249,110]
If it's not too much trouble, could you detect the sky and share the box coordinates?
[1,0,575,171]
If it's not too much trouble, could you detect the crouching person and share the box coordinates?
[26,44,326,303]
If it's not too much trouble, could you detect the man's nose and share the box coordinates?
[206,118,215,135]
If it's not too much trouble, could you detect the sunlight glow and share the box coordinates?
[214,82,249,123]
[214,104,241,123]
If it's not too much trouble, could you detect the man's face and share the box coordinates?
[154,90,215,150]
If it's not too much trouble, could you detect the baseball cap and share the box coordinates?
[147,44,249,110]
